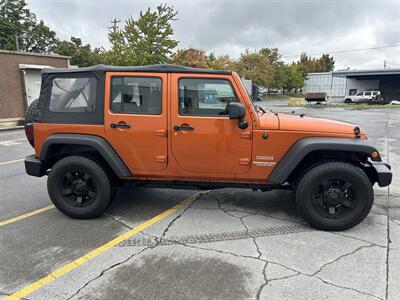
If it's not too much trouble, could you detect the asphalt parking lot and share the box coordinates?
[0,105,399,300]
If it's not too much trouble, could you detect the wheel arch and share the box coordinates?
[268,137,381,185]
[40,134,131,177]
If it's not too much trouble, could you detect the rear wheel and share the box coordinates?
[344,98,352,104]
[295,162,373,231]
[47,156,112,219]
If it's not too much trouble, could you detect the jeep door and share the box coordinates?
[170,74,252,176]
[105,72,168,172]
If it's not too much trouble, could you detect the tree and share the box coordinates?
[207,52,233,70]
[107,4,178,66]
[53,37,104,67]
[235,50,274,87]
[299,52,335,73]
[259,47,281,65]
[0,0,56,52]
[171,48,208,68]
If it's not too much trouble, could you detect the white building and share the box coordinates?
[304,69,400,102]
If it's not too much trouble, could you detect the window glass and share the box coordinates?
[179,78,238,116]
[49,77,96,113]
[111,77,162,115]
[355,92,364,96]
[364,91,372,96]
[372,91,378,95]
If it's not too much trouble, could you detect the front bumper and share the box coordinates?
[25,155,45,177]
[368,160,392,187]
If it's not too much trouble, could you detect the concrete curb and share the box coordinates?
[0,126,24,132]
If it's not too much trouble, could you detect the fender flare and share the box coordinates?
[40,133,131,177]
[268,137,380,184]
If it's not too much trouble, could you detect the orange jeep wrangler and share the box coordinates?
[24,64,392,230]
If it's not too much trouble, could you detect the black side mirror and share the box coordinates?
[227,102,248,129]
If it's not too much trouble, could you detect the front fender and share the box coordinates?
[268,137,382,184]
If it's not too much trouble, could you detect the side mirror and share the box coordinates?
[227,102,248,129]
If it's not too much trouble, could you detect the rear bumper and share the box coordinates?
[25,155,45,177]
[368,160,392,187]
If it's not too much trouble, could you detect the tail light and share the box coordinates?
[25,123,34,147]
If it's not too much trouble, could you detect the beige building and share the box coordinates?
[0,50,70,125]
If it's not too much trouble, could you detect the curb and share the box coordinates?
[0,126,24,132]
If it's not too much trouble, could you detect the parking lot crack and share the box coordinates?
[67,245,155,300]
[314,275,383,300]
[312,244,376,276]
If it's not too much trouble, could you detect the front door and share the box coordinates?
[105,72,168,173]
[170,74,252,176]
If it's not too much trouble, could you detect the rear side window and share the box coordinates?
[49,77,97,113]
[110,77,162,115]
[178,78,238,116]
[365,91,372,96]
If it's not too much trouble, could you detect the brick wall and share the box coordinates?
[0,51,70,119]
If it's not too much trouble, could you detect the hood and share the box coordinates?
[276,112,364,135]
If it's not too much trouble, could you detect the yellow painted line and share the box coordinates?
[0,205,55,228]
[0,158,24,166]
[5,192,200,300]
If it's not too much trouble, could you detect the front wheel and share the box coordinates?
[47,156,112,219]
[295,162,373,231]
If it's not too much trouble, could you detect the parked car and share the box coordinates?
[24,64,392,231]
[344,90,381,103]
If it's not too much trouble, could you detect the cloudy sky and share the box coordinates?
[26,0,400,70]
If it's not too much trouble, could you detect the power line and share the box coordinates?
[109,18,121,33]
[282,44,400,58]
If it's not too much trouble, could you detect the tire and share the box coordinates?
[344,99,352,104]
[47,156,112,219]
[25,99,39,125]
[295,162,373,231]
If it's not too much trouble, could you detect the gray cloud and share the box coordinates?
[27,0,400,69]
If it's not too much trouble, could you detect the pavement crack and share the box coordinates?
[329,231,387,248]
[312,244,376,276]
[314,275,384,300]
[256,261,268,300]
[67,245,155,300]
[67,194,204,300]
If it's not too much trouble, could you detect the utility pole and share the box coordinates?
[109,18,121,33]
[15,34,19,51]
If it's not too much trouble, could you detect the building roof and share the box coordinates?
[0,50,71,59]
[333,68,400,77]
[41,64,232,75]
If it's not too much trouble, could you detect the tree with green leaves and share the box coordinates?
[53,37,104,67]
[299,52,335,73]
[107,4,178,66]
[0,0,57,52]
[235,50,274,87]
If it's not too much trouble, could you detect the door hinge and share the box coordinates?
[155,155,167,163]
[240,131,251,139]
[155,129,167,137]
[239,158,251,166]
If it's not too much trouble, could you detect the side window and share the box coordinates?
[178,78,238,116]
[365,91,372,96]
[49,77,97,113]
[110,77,162,115]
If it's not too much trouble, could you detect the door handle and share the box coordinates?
[110,123,131,129]
[173,125,194,131]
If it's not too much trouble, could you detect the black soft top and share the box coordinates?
[42,64,232,75]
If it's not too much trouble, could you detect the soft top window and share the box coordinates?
[49,77,97,113]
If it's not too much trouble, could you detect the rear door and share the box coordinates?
[105,72,168,173]
[170,74,252,176]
